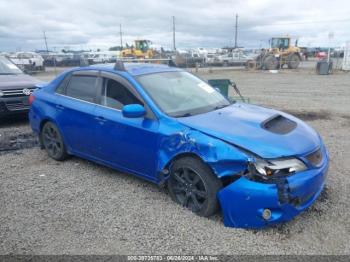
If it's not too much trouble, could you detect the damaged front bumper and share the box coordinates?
[218,148,329,229]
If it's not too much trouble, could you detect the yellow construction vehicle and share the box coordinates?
[121,40,155,59]
[248,36,302,70]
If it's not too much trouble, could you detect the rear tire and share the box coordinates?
[246,59,257,70]
[168,157,222,217]
[41,121,68,161]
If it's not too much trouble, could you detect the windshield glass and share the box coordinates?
[271,38,290,49]
[0,56,22,74]
[137,71,230,117]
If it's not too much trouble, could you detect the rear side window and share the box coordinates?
[65,75,97,103]
[56,74,71,94]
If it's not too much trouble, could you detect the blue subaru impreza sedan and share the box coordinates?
[29,62,329,228]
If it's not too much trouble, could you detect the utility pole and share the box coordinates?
[119,24,123,49]
[43,31,49,53]
[43,31,57,75]
[172,16,176,51]
[234,14,238,49]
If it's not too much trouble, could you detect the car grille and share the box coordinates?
[1,87,36,98]
[306,148,323,167]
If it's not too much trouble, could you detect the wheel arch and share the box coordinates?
[38,118,52,148]
[38,118,69,152]
[162,152,215,176]
[295,52,302,59]
[289,52,302,59]
[156,130,249,184]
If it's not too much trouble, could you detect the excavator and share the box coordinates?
[121,40,155,59]
[247,36,302,70]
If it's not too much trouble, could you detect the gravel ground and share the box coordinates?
[0,66,349,255]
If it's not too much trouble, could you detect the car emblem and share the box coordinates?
[22,88,31,96]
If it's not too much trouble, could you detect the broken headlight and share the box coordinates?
[249,157,307,180]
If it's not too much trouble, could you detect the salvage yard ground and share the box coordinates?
[0,65,349,255]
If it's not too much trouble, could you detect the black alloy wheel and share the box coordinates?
[168,157,222,217]
[171,166,208,212]
[41,122,68,161]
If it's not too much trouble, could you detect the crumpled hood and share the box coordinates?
[0,74,40,90]
[177,103,320,159]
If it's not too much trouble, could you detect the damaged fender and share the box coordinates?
[157,127,248,180]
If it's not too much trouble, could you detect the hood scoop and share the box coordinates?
[261,114,296,135]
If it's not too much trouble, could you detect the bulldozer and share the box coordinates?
[247,37,302,70]
[121,40,155,59]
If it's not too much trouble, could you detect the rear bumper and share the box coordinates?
[0,97,30,116]
[218,147,329,229]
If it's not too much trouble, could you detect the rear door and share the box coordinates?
[55,70,100,156]
[93,72,160,180]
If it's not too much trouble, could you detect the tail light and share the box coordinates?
[29,94,35,105]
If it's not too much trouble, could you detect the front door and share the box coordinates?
[93,73,159,180]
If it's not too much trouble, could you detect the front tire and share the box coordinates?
[168,157,222,217]
[287,53,301,69]
[41,121,68,161]
[263,54,279,70]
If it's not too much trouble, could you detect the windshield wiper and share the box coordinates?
[173,112,193,118]
[213,104,230,110]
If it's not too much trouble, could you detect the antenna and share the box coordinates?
[114,60,126,71]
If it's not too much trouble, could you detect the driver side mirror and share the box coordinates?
[122,104,146,118]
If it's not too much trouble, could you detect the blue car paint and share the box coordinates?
[156,124,248,179]
[122,104,147,118]
[219,145,329,228]
[177,102,320,159]
[29,63,329,229]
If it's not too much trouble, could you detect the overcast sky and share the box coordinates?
[0,0,349,52]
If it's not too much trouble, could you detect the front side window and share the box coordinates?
[101,78,142,110]
[136,71,229,117]
[65,75,97,103]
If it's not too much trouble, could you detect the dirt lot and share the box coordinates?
[0,66,349,255]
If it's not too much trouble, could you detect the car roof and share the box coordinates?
[88,62,182,76]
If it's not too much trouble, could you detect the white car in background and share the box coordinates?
[217,50,255,66]
[205,53,218,65]
[9,52,45,72]
[92,53,115,63]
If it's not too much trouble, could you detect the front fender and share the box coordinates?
[157,128,248,179]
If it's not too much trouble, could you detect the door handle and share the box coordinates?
[95,116,107,123]
[56,104,64,110]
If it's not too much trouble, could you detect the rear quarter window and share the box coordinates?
[55,74,71,94]
[65,75,97,103]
